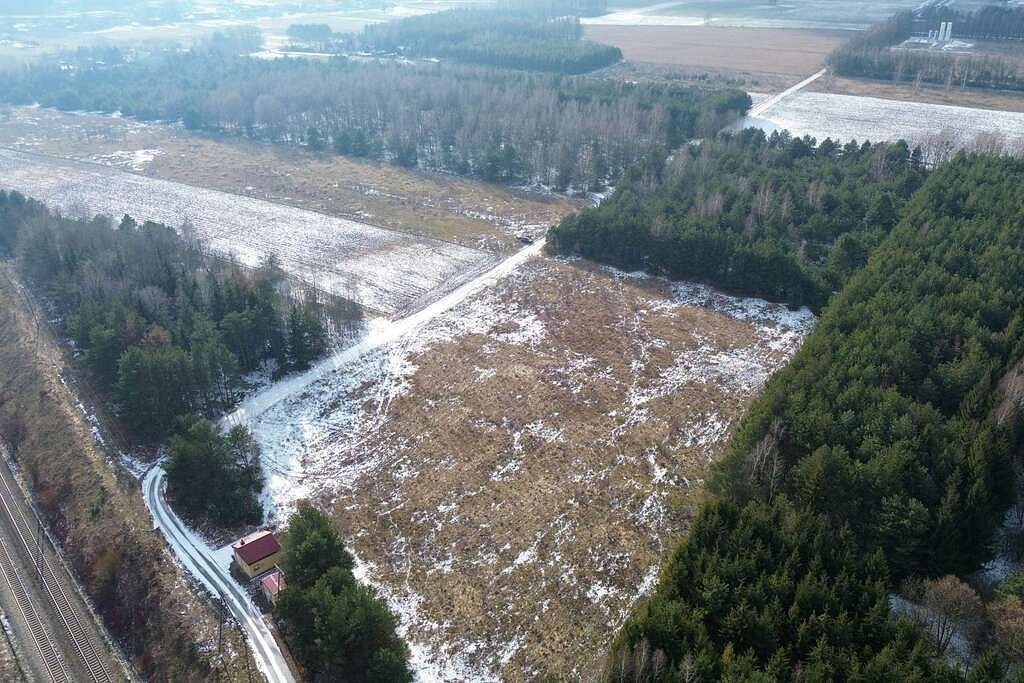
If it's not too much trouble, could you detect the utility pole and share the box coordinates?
[243,621,253,683]
[36,513,43,581]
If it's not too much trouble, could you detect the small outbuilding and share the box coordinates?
[232,530,282,579]
[260,569,287,605]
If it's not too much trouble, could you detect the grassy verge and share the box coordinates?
[0,264,258,682]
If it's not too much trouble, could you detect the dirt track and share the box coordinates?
[254,257,814,679]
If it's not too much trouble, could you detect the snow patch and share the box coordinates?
[91,148,164,171]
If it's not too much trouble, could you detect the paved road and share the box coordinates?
[142,467,295,683]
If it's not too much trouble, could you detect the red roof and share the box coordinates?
[232,531,281,566]
[261,570,287,596]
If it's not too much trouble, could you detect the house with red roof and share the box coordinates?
[260,569,287,605]
[231,530,282,579]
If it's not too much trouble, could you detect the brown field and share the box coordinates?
[0,106,580,252]
[587,25,848,80]
[811,72,1024,113]
[969,40,1024,67]
[266,257,813,679]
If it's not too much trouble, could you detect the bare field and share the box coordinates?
[0,106,579,252]
[253,257,814,680]
[586,25,847,78]
[0,147,498,317]
[812,73,1024,113]
[737,89,1024,158]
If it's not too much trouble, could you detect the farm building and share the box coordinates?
[232,530,282,578]
[261,569,287,605]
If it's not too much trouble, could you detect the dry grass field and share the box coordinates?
[255,257,814,679]
[587,25,847,80]
[0,147,499,317]
[811,72,1024,113]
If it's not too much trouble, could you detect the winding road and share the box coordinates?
[133,62,830,679]
[142,466,295,683]
[142,238,547,682]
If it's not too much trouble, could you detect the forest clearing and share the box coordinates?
[2,1,1024,675]
[245,257,814,679]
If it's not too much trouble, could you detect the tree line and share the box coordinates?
[0,50,749,191]
[604,152,1024,678]
[918,4,1024,41]
[0,191,340,441]
[276,504,412,682]
[355,8,622,74]
[549,129,925,311]
[829,10,1024,91]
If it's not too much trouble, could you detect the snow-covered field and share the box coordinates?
[0,147,497,315]
[585,0,922,29]
[243,256,815,680]
[737,91,1024,156]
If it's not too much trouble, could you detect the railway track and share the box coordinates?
[0,534,70,681]
[0,462,114,682]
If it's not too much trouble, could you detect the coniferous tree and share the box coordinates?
[0,194,349,441]
[612,154,1024,679]
[164,416,263,526]
[276,504,411,682]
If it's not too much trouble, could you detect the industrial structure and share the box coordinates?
[928,21,954,42]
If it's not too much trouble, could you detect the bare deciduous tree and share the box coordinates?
[746,417,786,502]
[990,595,1024,662]
[903,575,984,655]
